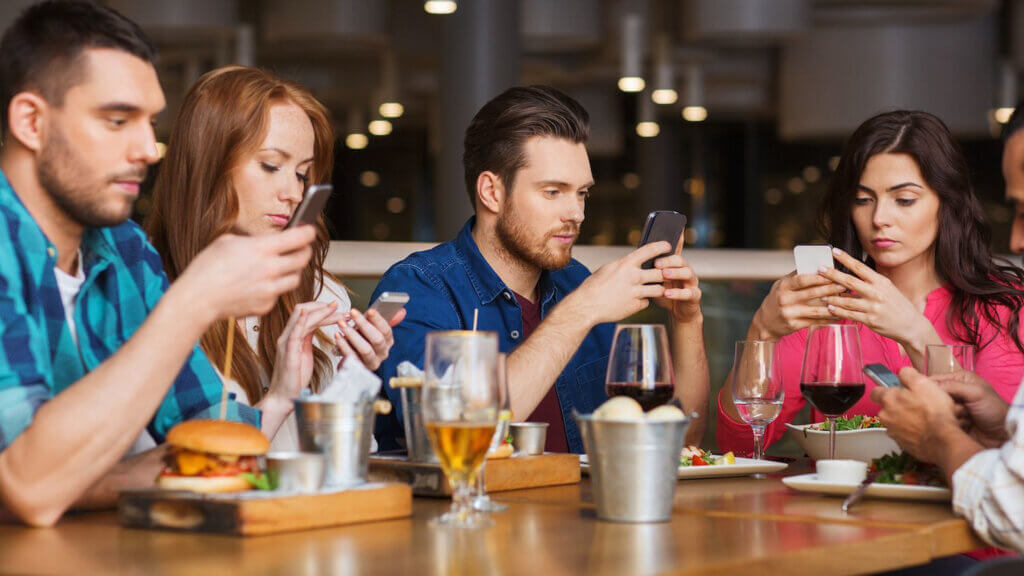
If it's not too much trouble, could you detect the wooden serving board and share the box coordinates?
[368,454,580,497]
[118,482,411,536]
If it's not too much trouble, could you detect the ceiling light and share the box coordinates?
[424,1,457,15]
[368,119,393,136]
[379,102,404,119]
[636,121,660,138]
[651,35,676,105]
[618,13,645,93]
[346,133,368,150]
[682,106,707,122]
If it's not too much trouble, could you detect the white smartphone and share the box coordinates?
[347,292,409,327]
[794,245,834,275]
[285,184,332,229]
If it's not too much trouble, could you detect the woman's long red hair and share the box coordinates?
[146,65,337,403]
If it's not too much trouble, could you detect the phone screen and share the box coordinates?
[794,245,834,275]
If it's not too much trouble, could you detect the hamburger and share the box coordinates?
[157,419,270,493]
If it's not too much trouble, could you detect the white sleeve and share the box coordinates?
[951,389,1024,552]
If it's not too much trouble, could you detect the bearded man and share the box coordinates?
[371,86,708,452]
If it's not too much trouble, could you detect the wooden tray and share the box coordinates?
[118,482,411,536]
[368,454,580,497]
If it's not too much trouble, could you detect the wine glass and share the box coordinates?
[471,353,511,513]
[605,324,675,411]
[799,324,864,460]
[730,341,784,461]
[926,344,975,376]
[422,331,500,528]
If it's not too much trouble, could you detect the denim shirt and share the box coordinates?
[372,218,614,453]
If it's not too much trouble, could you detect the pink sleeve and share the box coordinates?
[715,329,809,456]
[974,304,1024,403]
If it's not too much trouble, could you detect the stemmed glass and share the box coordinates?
[799,324,864,460]
[730,341,784,461]
[926,344,975,376]
[422,331,500,528]
[605,324,675,411]
[471,353,511,513]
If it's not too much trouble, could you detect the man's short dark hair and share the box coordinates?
[1002,101,1024,145]
[462,85,589,207]
[0,0,156,133]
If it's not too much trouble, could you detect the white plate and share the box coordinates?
[580,454,788,479]
[782,473,951,502]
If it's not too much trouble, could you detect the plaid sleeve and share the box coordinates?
[952,382,1024,552]
[0,229,52,451]
[131,232,259,443]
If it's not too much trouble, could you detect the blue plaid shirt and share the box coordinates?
[0,170,257,451]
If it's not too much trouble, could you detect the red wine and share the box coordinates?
[800,382,865,416]
[606,383,674,411]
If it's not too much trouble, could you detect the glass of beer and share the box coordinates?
[423,330,500,527]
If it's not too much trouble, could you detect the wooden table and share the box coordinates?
[0,460,984,576]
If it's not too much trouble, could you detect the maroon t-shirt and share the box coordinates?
[516,292,569,453]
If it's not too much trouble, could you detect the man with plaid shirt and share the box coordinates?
[0,2,315,526]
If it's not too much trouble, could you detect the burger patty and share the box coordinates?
[162,448,260,477]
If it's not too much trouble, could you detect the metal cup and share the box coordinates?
[394,381,439,463]
[510,422,548,455]
[294,397,375,488]
[265,452,326,493]
[575,413,689,523]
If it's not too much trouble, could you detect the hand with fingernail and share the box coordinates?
[817,247,943,364]
[332,307,405,371]
[747,267,846,342]
[651,239,703,324]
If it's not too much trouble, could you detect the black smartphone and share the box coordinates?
[285,184,332,229]
[863,363,902,388]
[638,210,686,269]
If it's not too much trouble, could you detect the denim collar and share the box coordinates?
[454,217,558,307]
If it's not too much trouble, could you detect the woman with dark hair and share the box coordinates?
[717,110,1024,454]
[146,66,403,450]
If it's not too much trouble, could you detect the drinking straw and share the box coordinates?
[219,317,236,420]
[472,308,479,331]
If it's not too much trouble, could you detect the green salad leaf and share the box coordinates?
[242,472,275,491]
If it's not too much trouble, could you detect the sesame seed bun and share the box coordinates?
[165,420,269,456]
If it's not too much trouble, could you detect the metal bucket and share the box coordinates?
[398,384,439,464]
[294,397,374,488]
[575,413,689,523]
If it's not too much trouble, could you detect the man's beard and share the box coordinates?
[37,125,143,228]
[496,203,577,271]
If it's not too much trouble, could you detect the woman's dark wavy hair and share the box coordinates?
[820,110,1024,354]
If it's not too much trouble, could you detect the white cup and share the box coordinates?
[816,459,867,483]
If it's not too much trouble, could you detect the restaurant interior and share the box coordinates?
[2,1,1022,574]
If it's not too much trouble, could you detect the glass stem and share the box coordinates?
[751,425,766,460]
[828,417,838,460]
[475,461,487,499]
[452,476,472,522]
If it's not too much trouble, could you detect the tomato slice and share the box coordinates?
[692,455,709,466]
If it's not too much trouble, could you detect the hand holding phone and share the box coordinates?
[794,245,834,275]
[285,184,332,229]
[863,363,902,388]
[638,210,686,270]
[347,292,409,327]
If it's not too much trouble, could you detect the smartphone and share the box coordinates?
[863,363,902,388]
[638,210,686,270]
[348,292,409,327]
[285,184,332,229]
[794,244,834,275]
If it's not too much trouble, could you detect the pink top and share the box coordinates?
[717,285,1024,455]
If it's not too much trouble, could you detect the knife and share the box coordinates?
[842,469,879,512]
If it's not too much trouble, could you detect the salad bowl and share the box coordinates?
[785,417,900,462]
